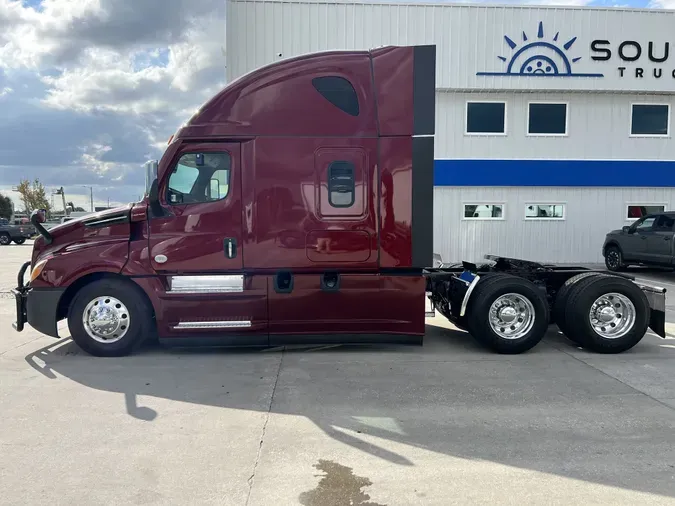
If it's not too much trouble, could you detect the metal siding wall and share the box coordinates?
[435,91,675,161]
[227,0,675,93]
[434,186,675,264]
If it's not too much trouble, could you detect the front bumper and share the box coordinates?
[12,261,64,338]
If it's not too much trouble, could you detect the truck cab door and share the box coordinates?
[147,142,268,344]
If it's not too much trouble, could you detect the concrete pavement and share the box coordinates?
[2,245,675,505]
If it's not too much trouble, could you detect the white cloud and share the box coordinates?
[649,0,675,7]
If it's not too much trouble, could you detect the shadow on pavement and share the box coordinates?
[22,324,675,500]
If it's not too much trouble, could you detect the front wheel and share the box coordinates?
[604,246,625,272]
[466,274,549,354]
[0,233,10,245]
[68,278,155,357]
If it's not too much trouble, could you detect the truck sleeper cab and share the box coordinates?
[12,44,668,357]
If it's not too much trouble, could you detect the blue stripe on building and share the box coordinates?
[434,159,675,187]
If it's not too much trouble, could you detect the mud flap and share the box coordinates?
[637,283,667,338]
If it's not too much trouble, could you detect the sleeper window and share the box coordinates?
[312,76,360,117]
[167,152,231,205]
[328,161,355,208]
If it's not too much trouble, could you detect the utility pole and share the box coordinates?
[81,186,94,212]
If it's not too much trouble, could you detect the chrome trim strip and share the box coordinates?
[173,320,252,330]
[168,275,244,293]
[460,273,481,317]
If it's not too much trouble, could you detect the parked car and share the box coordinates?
[0,219,36,245]
[603,212,675,271]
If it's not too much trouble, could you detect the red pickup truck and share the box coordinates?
[13,44,667,357]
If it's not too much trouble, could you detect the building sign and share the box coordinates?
[591,40,674,80]
[477,22,604,78]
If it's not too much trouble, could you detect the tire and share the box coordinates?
[604,245,625,272]
[13,238,25,245]
[465,274,549,354]
[553,272,606,344]
[460,272,511,332]
[0,233,10,245]
[67,278,155,357]
[564,275,650,354]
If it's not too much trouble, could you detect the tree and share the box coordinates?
[0,193,13,220]
[16,178,51,215]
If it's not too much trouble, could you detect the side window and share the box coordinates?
[328,161,355,208]
[636,217,656,231]
[312,76,360,117]
[655,214,675,231]
[167,152,231,205]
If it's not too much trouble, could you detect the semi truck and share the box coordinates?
[12,44,667,357]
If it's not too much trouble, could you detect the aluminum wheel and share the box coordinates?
[588,292,636,339]
[82,296,130,344]
[488,293,536,340]
[606,249,621,269]
[0,234,10,245]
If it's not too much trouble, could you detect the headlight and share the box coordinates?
[30,258,49,283]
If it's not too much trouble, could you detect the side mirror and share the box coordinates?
[30,209,53,245]
[622,226,632,234]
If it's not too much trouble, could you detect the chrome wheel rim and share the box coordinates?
[607,250,620,268]
[489,293,536,340]
[589,292,635,339]
[82,296,130,344]
[0,235,9,245]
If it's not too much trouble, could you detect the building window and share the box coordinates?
[630,104,670,136]
[527,103,567,135]
[626,204,666,220]
[525,204,565,220]
[167,152,231,205]
[465,102,506,135]
[463,204,504,220]
[328,161,355,207]
[312,76,359,117]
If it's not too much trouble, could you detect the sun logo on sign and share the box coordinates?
[477,21,604,78]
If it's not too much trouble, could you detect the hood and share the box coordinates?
[32,204,134,265]
[48,204,133,234]
[607,228,624,235]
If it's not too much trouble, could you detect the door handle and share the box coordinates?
[224,238,237,259]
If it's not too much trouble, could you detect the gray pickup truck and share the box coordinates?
[603,212,675,271]
[0,219,35,245]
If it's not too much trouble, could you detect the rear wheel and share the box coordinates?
[553,272,605,344]
[13,238,25,245]
[564,275,649,353]
[68,278,154,357]
[466,274,549,354]
[0,233,10,245]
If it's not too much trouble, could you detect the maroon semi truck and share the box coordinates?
[13,44,667,357]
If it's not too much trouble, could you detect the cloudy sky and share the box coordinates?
[0,0,671,212]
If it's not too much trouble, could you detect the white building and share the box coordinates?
[226,0,675,264]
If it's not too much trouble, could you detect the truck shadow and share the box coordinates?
[23,325,675,499]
